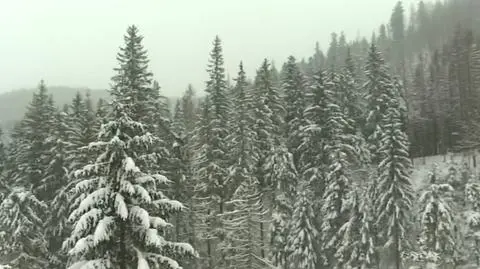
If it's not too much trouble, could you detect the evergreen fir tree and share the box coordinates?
[222,177,270,269]
[465,181,480,266]
[193,35,230,269]
[335,190,376,269]
[150,80,172,139]
[67,92,98,173]
[299,70,328,211]
[70,92,84,122]
[227,62,257,194]
[0,80,56,268]
[265,136,297,268]
[417,178,456,266]
[326,32,339,69]
[285,183,319,269]
[282,56,307,168]
[62,93,104,256]
[181,84,197,136]
[375,97,414,269]
[223,62,272,268]
[44,106,73,268]
[95,98,110,132]
[252,59,275,190]
[320,72,363,268]
[251,59,286,259]
[16,81,57,200]
[170,100,189,243]
[341,50,365,130]
[363,43,395,163]
[111,25,153,123]
[256,60,296,267]
[0,81,55,268]
[0,186,48,268]
[390,1,406,82]
[191,96,218,269]
[178,86,198,254]
[64,25,195,269]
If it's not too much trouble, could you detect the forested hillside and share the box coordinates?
[1,1,480,269]
[295,0,480,159]
[0,88,109,139]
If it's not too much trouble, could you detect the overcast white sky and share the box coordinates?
[0,0,417,96]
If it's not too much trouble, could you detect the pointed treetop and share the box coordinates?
[345,47,355,75]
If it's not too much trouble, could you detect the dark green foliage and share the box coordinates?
[282,56,307,168]
[0,81,57,269]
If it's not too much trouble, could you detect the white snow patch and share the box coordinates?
[125,157,140,173]
[115,194,128,220]
[93,216,114,245]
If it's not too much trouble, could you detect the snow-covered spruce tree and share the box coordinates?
[64,25,195,269]
[299,69,328,213]
[95,98,111,129]
[266,140,298,268]
[0,185,48,269]
[335,190,376,269]
[64,100,195,269]
[465,180,480,265]
[47,95,99,268]
[282,56,307,168]
[0,81,57,268]
[251,59,275,191]
[252,59,296,268]
[110,26,154,124]
[70,92,84,121]
[109,26,164,171]
[169,93,200,269]
[255,65,297,267]
[320,72,364,268]
[227,62,257,198]
[66,91,98,173]
[44,106,74,268]
[261,59,285,145]
[181,85,197,137]
[170,99,190,243]
[222,176,270,269]
[220,62,271,269]
[285,182,319,269]
[375,97,414,269]
[363,43,395,163]
[145,80,170,134]
[417,177,456,266]
[178,86,198,246]
[191,97,216,269]
[250,59,281,259]
[193,35,230,269]
[16,81,58,200]
[148,81,174,165]
[340,50,367,133]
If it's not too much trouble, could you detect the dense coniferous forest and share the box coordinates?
[3,1,480,269]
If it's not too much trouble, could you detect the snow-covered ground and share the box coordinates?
[410,153,480,269]
[412,151,479,190]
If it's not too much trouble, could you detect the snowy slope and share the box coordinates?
[412,151,479,190]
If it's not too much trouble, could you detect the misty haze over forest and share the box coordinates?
[2,1,480,269]
[0,0,413,95]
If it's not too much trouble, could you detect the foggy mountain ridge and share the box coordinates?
[0,86,106,120]
[0,86,180,128]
